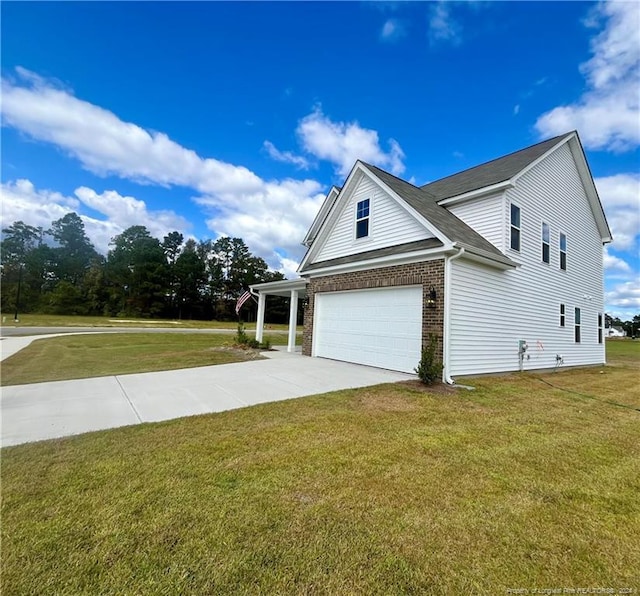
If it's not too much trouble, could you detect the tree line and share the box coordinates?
[605,314,640,338]
[1,213,289,322]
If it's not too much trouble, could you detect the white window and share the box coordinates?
[560,303,565,327]
[542,222,550,264]
[575,307,581,343]
[560,233,567,270]
[510,204,521,251]
[356,198,370,239]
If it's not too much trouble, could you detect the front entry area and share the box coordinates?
[312,286,423,374]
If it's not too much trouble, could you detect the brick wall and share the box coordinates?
[302,259,445,359]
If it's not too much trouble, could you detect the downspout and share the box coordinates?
[443,246,465,384]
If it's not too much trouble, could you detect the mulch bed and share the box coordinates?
[208,346,266,360]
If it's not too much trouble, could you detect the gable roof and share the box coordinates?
[361,163,517,267]
[299,131,610,275]
[421,132,574,201]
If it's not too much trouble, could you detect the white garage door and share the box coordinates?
[313,286,422,373]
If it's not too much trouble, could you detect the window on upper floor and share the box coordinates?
[560,303,565,327]
[542,222,550,264]
[355,198,370,239]
[510,204,521,251]
[575,307,581,343]
[560,233,567,270]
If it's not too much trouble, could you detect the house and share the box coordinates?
[251,131,612,381]
[606,326,626,338]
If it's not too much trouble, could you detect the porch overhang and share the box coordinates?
[250,278,308,298]
[249,278,308,353]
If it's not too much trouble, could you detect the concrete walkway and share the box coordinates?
[1,336,414,447]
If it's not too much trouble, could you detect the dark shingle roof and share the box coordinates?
[301,134,579,273]
[362,163,516,267]
[302,238,443,271]
[420,132,574,201]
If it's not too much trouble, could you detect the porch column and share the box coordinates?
[287,289,299,353]
[255,292,266,342]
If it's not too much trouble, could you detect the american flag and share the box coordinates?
[235,290,252,315]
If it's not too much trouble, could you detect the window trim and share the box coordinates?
[560,303,565,327]
[355,198,370,240]
[510,203,521,252]
[542,222,550,264]
[575,307,581,343]
[559,232,567,271]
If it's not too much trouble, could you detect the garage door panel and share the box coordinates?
[313,286,422,373]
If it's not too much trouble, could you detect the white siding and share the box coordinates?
[314,174,430,263]
[448,193,505,251]
[449,143,605,376]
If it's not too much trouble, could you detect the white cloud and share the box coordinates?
[74,187,190,251]
[606,280,640,310]
[0,68,309,200]
[603,246,631,273]
[380,19,406,42]
[262,140,310,169]
[1,179,190,254]
[535,2,640,151]
[277,255,302,279]
[0,68,329,272]
[594,173,640,251]
[296,107,405,177]
[428,2,461,46]
[196,178,325,267]
[1,179,80,231]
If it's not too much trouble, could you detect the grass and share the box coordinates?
[1,332,289,386]
[1,312,291,331]
[1,341,639,594]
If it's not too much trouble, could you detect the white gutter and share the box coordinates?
[442,246,465,384]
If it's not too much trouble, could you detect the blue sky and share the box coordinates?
[1,1,638,318]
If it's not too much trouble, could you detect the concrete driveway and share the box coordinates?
[1,341,414,447]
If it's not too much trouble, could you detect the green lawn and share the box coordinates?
[1,332,290,386]
[1,312,290,330]
[1,342,639,594]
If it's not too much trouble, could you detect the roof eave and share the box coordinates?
[300,245,449,276]
[566,134,613,243]
[437,180,514,206]
[513,132,612,243]
[302,185,341,247]
[455,243,519,270]
[298,164,369,272]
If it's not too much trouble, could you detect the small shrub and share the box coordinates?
[236,322,250,345]
[236,323,263,349]
[260,338,272,350]
[415,333,443,385]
